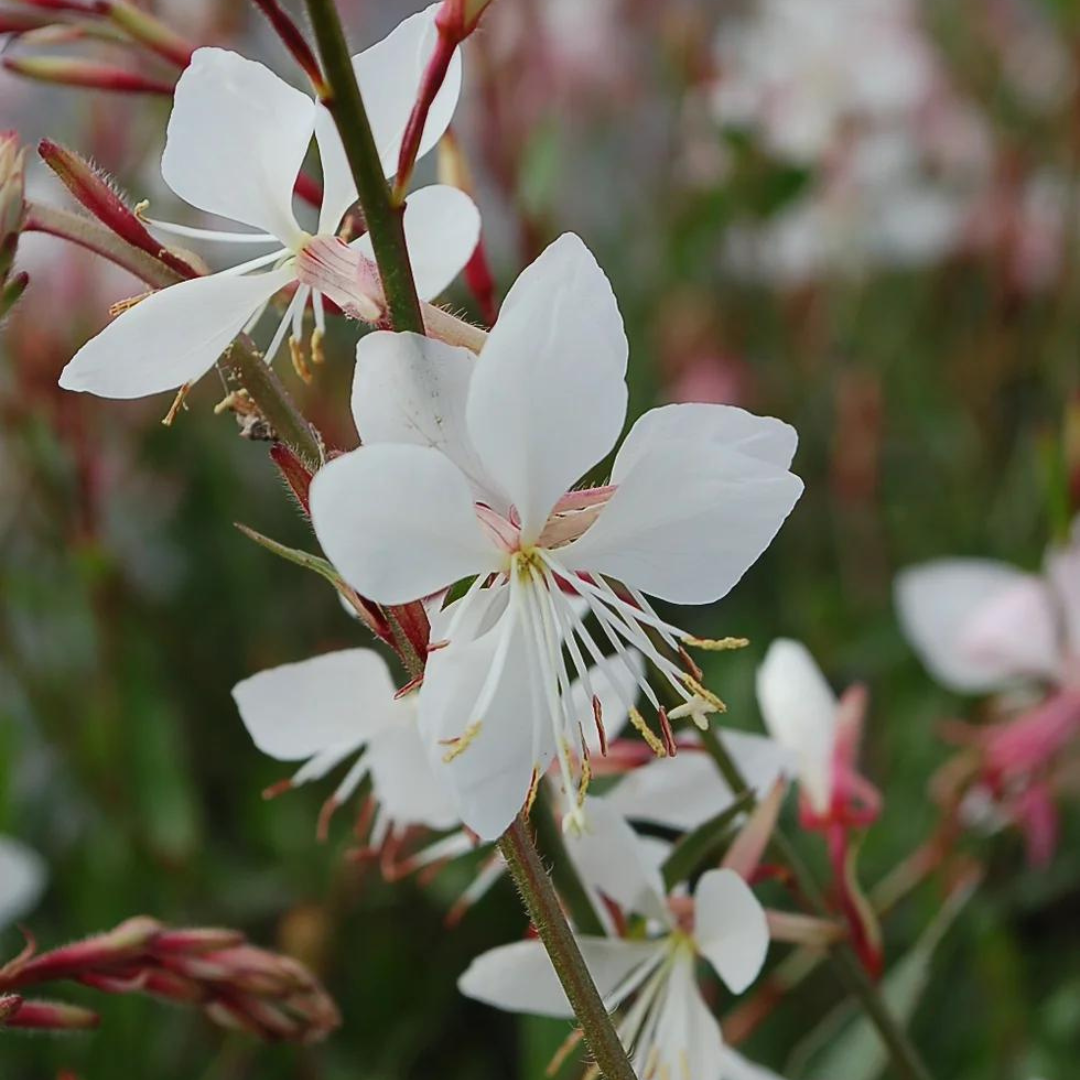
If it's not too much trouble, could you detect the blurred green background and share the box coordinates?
[2,0,1079,1077]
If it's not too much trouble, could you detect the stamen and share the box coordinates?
[629,708,667,758]
[592,696,608,756]
[440,720,482,762]
[683,635,750,651]
[143,217,280,244]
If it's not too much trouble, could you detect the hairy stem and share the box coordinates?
[304,0,425,334]
[700,727,934,1080]
[497,815,637,1080]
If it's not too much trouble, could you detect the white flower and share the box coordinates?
[308,233,803,839]
[232,647,459,842]
[895,525,1080,694]
[59,5,479,400]
[459,834,770,1080]
[0,836,46,932]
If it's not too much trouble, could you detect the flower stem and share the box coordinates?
[303,0,425,334]
[497,814,637,1080]
[700,727,934,1080]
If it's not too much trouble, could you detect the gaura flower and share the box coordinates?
[0,836,46,932]
[897,530,1080,865]
[459,824,770,1080]
[59,5,479,399]
[755,639,883,974]
[309,233,804,839]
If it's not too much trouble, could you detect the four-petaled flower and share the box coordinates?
[59,4,479,399]
[309,232,803,839]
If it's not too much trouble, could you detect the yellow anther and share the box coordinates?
[577,754,592,808]
[683,635,749,652]
[524,767,541,815]
[311,327,325,366]
[289,336,312,384]
[680,673,727,713]
[440,720,482,763]
[161,382,191,427]
[629,708,667,758]
[109,289,154,317]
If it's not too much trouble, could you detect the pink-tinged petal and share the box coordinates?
[566,797,667,921]
[315,105,357,236]
[309,444,499,606]
[357,184,479,301]
[59,266,294,399]
[0,837,46,931]
[755,639,837,815]
[613,403,799,481]
[458,936,664,1019]
[561,440,803,605]
[350,330,504,505]
[693,868,770,994]
[467,233,629,540]
[418,588,551,840]
[162,48,313,244]
[896,559,1060,692]
[353,4,462,179]
[231,649,397,761]
[365,718,460,831]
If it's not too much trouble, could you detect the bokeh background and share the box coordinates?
[2,0,1079,1077]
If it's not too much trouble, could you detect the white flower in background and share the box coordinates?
[232,648,459,845]
[895,529,1080,695]
[712,0,936,166]
[309,233,803,839]
[459,823,771,1080]
[0,836,46,931]
[59,5,479,400]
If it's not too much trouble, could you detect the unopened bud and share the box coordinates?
[0,997,100,1031]
[2,56,174,95]
[92,1,194,69]
[0,132,27,282]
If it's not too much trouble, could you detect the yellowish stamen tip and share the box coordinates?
[440,720,482,763]
[629,708,667,757]
[683,635,749,652]
[289,336,312,384]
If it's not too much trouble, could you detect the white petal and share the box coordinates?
[693,868,770,994]
[59,267,294,399]
[232,649,397,761]
[388,185,481,300]
[0,837,46,930]
[755,639,837,814]
[315,105,357,236]
[365,715,460,831]
[418,589,551,840]
[562,440,803,605]
[458,936,664,1019]
[651,959,727,1080]
[466,233,629,540]
[309,444,499,605]
[896,560,1061,692]
[613,403,799,482]
[162,48,313,244]
[350,330,503,506]
[566,797,667,921]
[354,3,462,178]
[605,731,793,831]
[1046,538,1080,660]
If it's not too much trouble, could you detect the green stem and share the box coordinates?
[699,727,934,1080]
[497,815,636,1080]
[304,0,425,334]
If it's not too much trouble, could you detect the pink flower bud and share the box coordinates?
[0,998,100,1031]
[2,56,174,95]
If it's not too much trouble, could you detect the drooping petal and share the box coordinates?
[59,266,294,399]
[896,559,1061,692]
[755,639,837,815]
[693,868,770,994]
[605,732,794,831]
[162,48,313,244]
[354,185,480,301]
[350,330,504,506]
[353,3,462,178]
[612,403,799,481]
[315,104,357,236]
[365,715,460,831]
[566,797,668,922]
[309,444,499,606]
[231,649,397,761]
[418,589,552,840]
[648,959,727,1080]
[458,936,665,1019]
[467,233,629,540]
[0,837,46,931]
[561,439,803,605]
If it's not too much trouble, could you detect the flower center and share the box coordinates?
[294,234,383,322]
